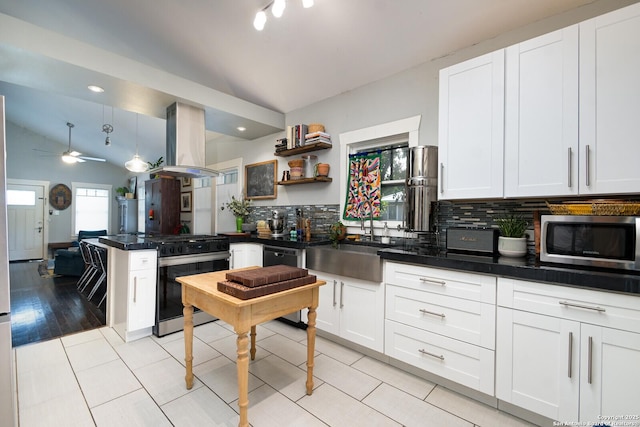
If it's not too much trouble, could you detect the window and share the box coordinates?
[339,116,421,229]
[355,143,408,222]
[72,183,112,235]
[7,189,36,206]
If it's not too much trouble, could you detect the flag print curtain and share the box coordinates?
[342,152,382,221]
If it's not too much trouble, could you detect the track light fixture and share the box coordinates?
[254,0,314,31]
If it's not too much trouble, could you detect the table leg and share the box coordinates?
[236,330,250,427]
[306,306,317,395]
[183,304,194,390]
[250,325,257,361]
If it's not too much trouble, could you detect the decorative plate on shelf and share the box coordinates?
[50,183,72,210]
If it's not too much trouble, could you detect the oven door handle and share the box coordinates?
[158,252,230,267]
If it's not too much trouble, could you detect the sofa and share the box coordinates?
[53,230,107,276]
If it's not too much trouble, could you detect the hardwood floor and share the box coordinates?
[9,261,105,348]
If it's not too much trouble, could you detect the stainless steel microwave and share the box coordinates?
[540,215,640,271]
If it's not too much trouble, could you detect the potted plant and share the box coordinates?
[224,195,252,232]
[329,221,347,247]
[148,157,164,178]
[495,213,529,257]
[115,186,129,200]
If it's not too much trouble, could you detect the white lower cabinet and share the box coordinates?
[496,277,640,422]
[112,249,157,342]
[310,270,384,352]
[384,262,496,395]
[229,243,262,269]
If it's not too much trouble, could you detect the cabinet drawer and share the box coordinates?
[385,262,496,304]
[386,285,495,349]
[128,250,157,271]
[498,278,640,334]
[385,320,495,395]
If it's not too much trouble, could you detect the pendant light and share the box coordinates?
[125,114,149,173]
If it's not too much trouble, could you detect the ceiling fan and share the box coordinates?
[59,122,106,163]
[34,122,107,163]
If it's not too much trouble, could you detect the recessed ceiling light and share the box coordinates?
[87,85,105,93]
[237,126,246,132]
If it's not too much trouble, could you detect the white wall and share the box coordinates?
[207,0,639,211]
[6,122,135,242]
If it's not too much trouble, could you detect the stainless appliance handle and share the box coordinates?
[340,281,344,308]
[159,251,230,267]
[585,144,590,187]
[419,308,446,318]
[559,300,605,313]
[568,331,573,378]
[439,163,444,194]
[567,147,572,188]
[229,249,234,269]
[418,349,444,360]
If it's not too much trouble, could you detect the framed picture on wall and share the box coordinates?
[245,159,277,200]
[181,191,192,212]
[181,176,191,188]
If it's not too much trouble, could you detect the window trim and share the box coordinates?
[71,182,113,238]
[339,116,421,232]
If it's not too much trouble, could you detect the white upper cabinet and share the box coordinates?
[438,50,505,200]
[504,26,579,197]
[579,3,640,195]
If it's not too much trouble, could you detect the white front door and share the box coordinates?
[211,159,243,234]
[7,183,46,260]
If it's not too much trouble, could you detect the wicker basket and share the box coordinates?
[308,123,325,134]
[546,201,640,216]
[288,159,304,168]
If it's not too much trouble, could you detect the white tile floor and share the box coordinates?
[13,320,539,427]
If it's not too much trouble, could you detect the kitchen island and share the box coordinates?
[177,267,325,427]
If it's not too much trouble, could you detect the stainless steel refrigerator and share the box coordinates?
[117,198,138,234]
[0,96,16,425]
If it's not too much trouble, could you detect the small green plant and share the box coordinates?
[495,213,528,238]
[329,221,346,247]
[148,156,164,169]
[224,195,251,219]
[115,186,129,196]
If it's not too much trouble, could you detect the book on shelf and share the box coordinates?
[305,131,331,140]
[304,137,332,145]
[294,124,308,147]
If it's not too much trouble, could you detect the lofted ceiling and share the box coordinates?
[0,0,602,169]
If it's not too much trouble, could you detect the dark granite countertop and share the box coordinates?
[379,248,640,296]
[98,235,158,251]
[226,234,331,249]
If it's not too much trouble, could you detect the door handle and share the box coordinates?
[36,226,43,233]
[340,281,344,308]
[332,280,337,307]
[568,331,573,378]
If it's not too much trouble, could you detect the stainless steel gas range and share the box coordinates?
[150,234,230,337]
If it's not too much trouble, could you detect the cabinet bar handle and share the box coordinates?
[230,249,234,269]
[332,280,337,307]
[567,147,572,188]
[585,144,591,187]
[419,277,446,286]
[568,331,573,378]
[419,308,446,318]
[418,349,445,360]
[558,301,605,313]
[340,281,344,308]
[440,163,444,194]
[588,336,593,384]
[133,277,137,303]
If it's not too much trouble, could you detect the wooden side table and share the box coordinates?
[178,268,324,427]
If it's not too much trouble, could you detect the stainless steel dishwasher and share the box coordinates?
[262,245,305,328]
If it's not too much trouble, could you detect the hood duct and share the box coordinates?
[149,102,220,178]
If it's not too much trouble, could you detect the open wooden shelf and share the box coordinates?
[278,176,332,185]
[274,141,332,157]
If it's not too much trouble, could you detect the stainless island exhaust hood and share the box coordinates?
[149,102,220,178]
